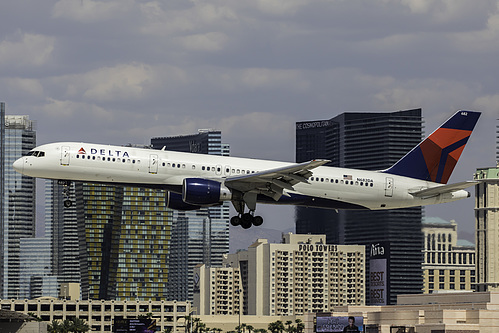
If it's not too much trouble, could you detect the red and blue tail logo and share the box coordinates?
[383,110,480,184]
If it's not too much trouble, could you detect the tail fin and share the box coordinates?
[383,110,481,184]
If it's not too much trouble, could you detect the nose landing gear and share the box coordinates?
[58,180,73,208]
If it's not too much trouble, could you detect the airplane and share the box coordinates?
[13,110,480,229]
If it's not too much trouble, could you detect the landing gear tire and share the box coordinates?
[64,200,72,208]
[230,216,241,226]
[253,215,263,226]
[241,218,252,229]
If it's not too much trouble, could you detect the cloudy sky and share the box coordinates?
[2,0,499,235]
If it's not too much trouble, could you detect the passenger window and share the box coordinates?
[178,164,181,168]
[226,168,230,173]
[242,170,245,174]
[340,180,344,184]
[202,166,205,170]
[237,169,240,174]
[167,163,171,167]
[76,155,79,158]
[207,167,210,171]
[192,165,196,169]
[370,183,373,187]
[172,163,176,168]
[162,163,165,167]
[335,179,338,183]
[321,178,324,182]
[182,164,185,168]
[93,156,96,160]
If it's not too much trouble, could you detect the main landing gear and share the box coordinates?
[230,213,264,229]
[58,180,73,208]
[230,192,263,229]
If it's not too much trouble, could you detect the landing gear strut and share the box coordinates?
[58,180,73,208]
[230,193,263,229]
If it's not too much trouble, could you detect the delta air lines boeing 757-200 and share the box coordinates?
[13,110,481,229]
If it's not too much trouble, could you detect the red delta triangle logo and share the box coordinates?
[78,148,86,155]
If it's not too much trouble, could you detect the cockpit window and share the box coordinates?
[27,151,45,157]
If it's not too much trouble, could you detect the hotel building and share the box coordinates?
[422,217,476,293]
[474,167,499,291]
[200,234,365,316]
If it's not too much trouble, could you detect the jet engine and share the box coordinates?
[182,178,232,205]
[166,192,201,211]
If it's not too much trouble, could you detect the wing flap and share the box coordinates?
[225,159,329,201]
[409,181,477,197]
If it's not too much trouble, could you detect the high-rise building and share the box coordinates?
[151,129,230,301]
[295,109,423,305]
[194,264,243,316]
[77,182,171,300]
[45,181,81,286]
[0,103,37,298]
[19,237,58,298]
[474,167,499,292]
[219,234,365,316]
[421,217,476,293]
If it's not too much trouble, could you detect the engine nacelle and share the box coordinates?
[182,178,232,205]
[166,192,201,211]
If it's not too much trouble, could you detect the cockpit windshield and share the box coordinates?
[26,151,45,157]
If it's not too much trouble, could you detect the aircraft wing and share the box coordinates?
[225,159,330,201]
[409,181,478,198]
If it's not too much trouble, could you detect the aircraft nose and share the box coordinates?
[13,157,24,174]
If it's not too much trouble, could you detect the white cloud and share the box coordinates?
[0,78,44,98]
[256,0,308,16]
[41,98,113,122]
[179,32,229,52]
[0,32,55,68]
[52,0,133,23]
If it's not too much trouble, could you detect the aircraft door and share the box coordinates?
[61,146,70,166]
[384,177,393,197]
[149,154,158,174]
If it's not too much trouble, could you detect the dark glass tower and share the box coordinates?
[295,109,424,305]
[151,129,230,301]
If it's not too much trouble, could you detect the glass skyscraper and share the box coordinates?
[76,182,171,300]
[151,129,230,301]
[0,103,37,299]
[296,109,424,305]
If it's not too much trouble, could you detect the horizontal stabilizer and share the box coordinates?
[409,181,477,197]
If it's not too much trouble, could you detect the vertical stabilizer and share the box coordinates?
[383,110,480,184]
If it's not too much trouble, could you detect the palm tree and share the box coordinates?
[285,321,293,333]
[246,325,254,333]
[48,320,63,333]
[295,319,304,333]
[70,317,90,333]
[268,321,285,333]
[61,319,73,333]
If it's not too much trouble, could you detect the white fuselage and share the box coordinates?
[13,142,469,210]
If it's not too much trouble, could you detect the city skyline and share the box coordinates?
[2,1,498,235]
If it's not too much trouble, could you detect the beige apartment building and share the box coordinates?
[195,234,365,316]
[0,297,190,333]
[422,217,476,293]
[194,264,243,316]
